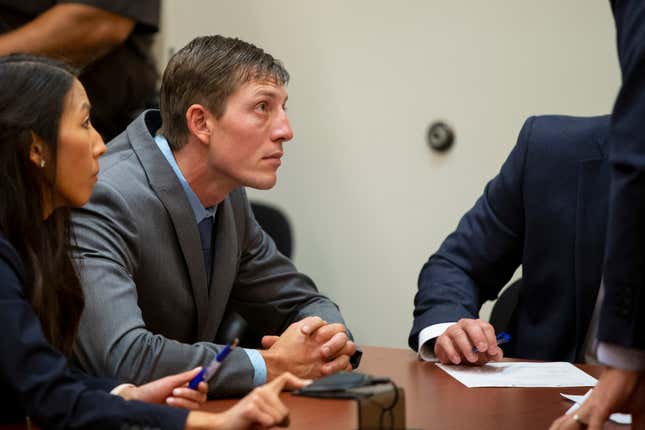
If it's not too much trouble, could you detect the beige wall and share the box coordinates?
[158,1,620,348]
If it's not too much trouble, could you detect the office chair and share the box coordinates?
[215,202,294,348]
[249,202,293,258]
[488,278,522,334]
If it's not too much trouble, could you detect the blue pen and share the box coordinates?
[189,338,238,390]
[472,332,511,353]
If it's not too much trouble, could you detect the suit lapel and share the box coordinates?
[127,111,210,336]
[573,140,609,357]
[201,196,240,341]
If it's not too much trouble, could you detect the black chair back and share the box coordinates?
[250,202,293,258]
[489,278,522,334]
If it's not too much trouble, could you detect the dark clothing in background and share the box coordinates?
[0,0,161,141]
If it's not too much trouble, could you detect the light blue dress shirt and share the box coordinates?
[154,134,267,386]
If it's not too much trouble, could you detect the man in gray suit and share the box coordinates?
[71,35,358,397]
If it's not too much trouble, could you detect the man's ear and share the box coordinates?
[28,133,48,168]
[185,104,213,145]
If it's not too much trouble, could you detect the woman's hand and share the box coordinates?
[117,367,208,410]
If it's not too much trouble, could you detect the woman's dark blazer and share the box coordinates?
[0,233,187,429]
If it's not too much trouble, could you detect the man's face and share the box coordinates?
[207,79,293,190]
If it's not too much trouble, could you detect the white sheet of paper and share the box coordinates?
[436,362,598,388]
[561,390,632,425]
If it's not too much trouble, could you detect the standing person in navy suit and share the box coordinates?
[550,1,645,428]
[0,54,307,429]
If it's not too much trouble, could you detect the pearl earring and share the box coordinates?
[40,160,46,168]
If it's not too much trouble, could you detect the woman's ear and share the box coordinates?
[29,133,48,168]
[185,104,213,145]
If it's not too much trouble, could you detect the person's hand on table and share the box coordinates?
[185,372,310,429]
[219,372,308,429]
[260,316,356,382]
[434,318,503,365]
[301,318,356,373]
[114,367,208,409]
[549,368,645,430]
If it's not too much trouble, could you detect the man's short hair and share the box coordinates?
[159,35,290,150]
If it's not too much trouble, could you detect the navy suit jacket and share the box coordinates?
[0,233,187,429]
[600,0,645,350]
[410,115,611,361]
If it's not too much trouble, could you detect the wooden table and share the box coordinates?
[203,345,623,430]
[1,346,627,429]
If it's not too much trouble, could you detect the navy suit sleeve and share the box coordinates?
[600,0,645,349]
[409,117,532,350]
[67,366,118,392]
[0,255,187,430]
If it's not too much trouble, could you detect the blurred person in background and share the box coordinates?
[0,1,160,141]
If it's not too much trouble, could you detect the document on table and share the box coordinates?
[436,362,598,388]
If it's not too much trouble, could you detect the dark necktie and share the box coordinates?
[198,216,213,285]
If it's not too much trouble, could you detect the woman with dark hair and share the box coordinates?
[0,54,304,429]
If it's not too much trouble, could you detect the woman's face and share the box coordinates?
[54,78,105,208]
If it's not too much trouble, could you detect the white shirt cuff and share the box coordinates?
[418,322,456,361]
[597,342,645,371]
[110,383,136,398]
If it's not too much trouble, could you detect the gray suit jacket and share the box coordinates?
[72,110,352,397]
